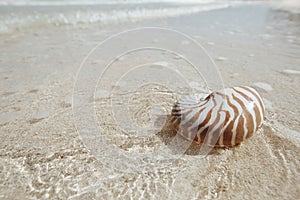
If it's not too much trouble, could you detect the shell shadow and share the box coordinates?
[155,115,224,156]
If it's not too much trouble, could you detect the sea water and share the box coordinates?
[0,0,265,33]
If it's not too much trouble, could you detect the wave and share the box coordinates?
[271,0,300,14]
[1,0,217,6]
[0,1,257,33]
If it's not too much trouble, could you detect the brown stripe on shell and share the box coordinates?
[240,86,265,116]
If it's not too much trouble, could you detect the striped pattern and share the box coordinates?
[171,86,265,147]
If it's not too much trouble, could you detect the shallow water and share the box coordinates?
[0,1,300,199]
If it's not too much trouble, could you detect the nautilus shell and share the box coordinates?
[171,86,265,147]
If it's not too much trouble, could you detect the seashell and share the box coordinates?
[171,86,265,147]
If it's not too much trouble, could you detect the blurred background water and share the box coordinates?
[0,0,299,33]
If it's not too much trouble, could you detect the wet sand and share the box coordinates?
[0,3,300,200]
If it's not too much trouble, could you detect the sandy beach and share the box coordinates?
[0,1,300,199]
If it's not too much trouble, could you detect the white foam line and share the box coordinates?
[0,0,222,6]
